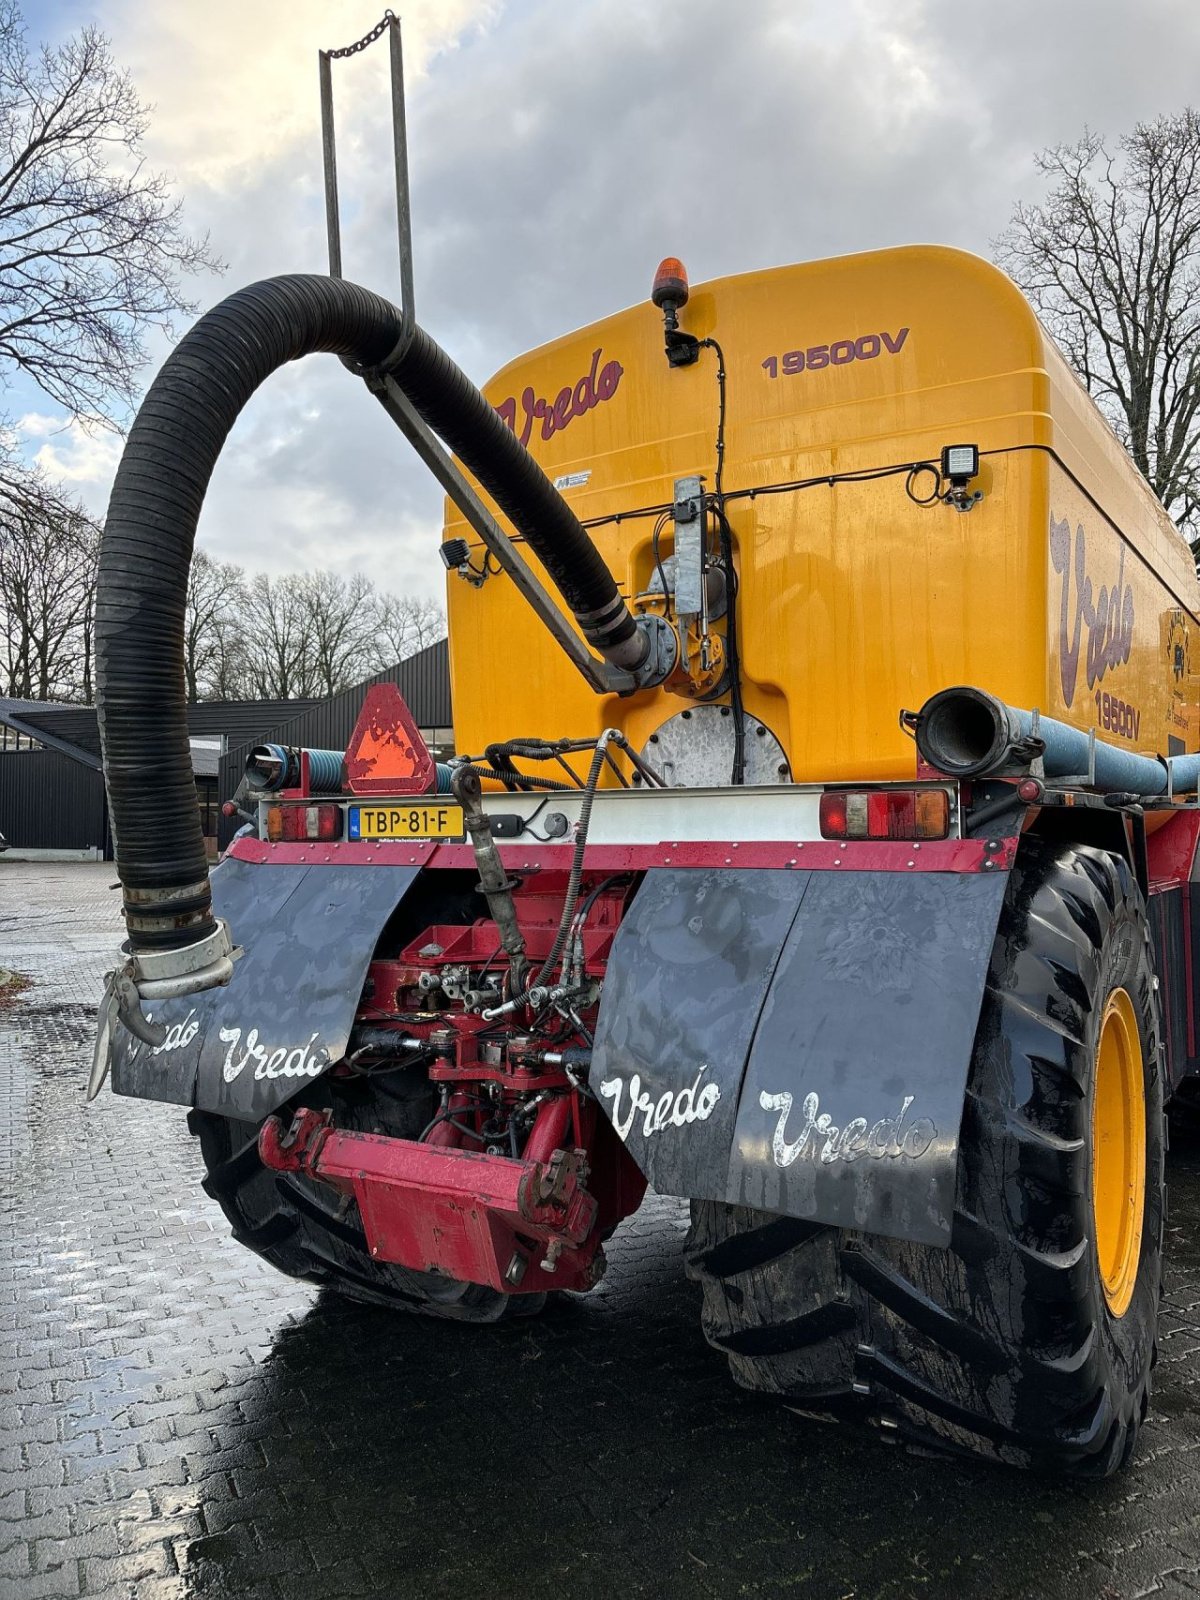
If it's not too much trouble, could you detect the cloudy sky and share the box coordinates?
[23,0,1200,603]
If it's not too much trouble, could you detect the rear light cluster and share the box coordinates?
[266,804,343,842]
[819,789,950,841]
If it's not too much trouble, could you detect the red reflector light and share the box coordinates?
[344,681,434,796]
[266,805,342,843]
[819,792,847,838]
[819,789,950,841]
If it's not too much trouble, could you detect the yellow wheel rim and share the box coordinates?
[1091,987,1146,1319]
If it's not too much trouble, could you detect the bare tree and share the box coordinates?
[0,4,222,703]
[184,549,245,702]
[174,557,448,703]
[298,570,380,696]
[372,593,447,668]
[239,573,316,702]
[0,5,219,423]
[996,110,1200,546]
[0,504,98,698]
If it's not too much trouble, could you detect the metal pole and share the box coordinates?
[388,15,415,329]
[318,50,343,278]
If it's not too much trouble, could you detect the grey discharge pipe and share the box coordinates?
[96,274,640,968]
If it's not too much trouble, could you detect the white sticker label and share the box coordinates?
[552,470,592,491]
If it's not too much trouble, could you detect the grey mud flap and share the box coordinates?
[111,857,418,1118]
[590,867,1009,1246]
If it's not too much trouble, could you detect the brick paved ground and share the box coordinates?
[5,860,1200,1600]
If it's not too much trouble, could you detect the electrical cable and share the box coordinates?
[651,510,674,617]
[455,762,578,793]
[518,796,557,841]
[905,463,943,506]
[580,457,952,534]
[699,335,746,786]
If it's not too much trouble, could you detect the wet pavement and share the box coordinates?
[5,861,1200,1600]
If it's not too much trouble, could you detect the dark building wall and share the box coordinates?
[186,700,323,746]
[1,642,450,854]
[0,750,109,852]
[216,641,452,846]
[3,697,325,761]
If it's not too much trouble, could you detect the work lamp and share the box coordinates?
[941,444,980,483]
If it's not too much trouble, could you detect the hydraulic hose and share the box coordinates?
[96,274,635,956]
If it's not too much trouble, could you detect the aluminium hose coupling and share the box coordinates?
[87,920,242,1103]
[130,918,241,1001]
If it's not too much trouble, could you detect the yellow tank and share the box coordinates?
[444,245,1200,780]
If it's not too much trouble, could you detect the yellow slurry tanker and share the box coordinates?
[88,16,1200,1477]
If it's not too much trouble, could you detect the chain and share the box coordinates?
[324,10,394,59]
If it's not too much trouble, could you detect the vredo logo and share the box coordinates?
[219,1025,329,1084]
[599,1065,719,1141]
[1050,514,1135,707]
[760,1089,936,1167]
[495,347,623,449]
[128,1009,199,1060]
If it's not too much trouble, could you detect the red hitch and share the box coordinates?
[258,1107,603,1293]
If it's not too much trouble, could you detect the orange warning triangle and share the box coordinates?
[344,681,435,796]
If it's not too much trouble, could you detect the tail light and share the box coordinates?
[819,789,950,841]
[266,804,343,842]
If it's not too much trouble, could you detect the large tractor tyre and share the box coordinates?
[188,1074,545,1323]
[685,842,1164,1475]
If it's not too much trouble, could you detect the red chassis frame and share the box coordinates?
[250,807,1200,1297]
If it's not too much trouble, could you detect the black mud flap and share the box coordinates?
[590,867,1009,1246]
[111,857,418,1119]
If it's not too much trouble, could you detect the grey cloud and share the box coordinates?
[54,0,1200,597]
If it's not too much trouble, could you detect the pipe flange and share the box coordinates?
[629,613,679,690]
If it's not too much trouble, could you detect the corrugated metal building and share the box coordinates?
[0,640,451,857]
[214,641,453,846]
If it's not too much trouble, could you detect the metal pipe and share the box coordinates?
[915,686,1200,796]
[318,51,342,279]
[387,14,415,334]
[372,376,633,693]
[245,744,345,794]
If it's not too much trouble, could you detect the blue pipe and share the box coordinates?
[248,743,455,796]
[915,687,1200,796]
[1011,709,1200,796]
[245,743,345,794]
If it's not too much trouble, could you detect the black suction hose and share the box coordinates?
[96,274,634,955]
[390,333,640,662]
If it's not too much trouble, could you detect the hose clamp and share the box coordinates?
[132,919,240,999]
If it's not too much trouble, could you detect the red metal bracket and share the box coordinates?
[258,1110,602,1294]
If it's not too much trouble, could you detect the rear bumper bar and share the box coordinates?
[229,835,1015,874]
[259,1107,602,1294]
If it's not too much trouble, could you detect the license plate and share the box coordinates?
[348,803,465,841]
